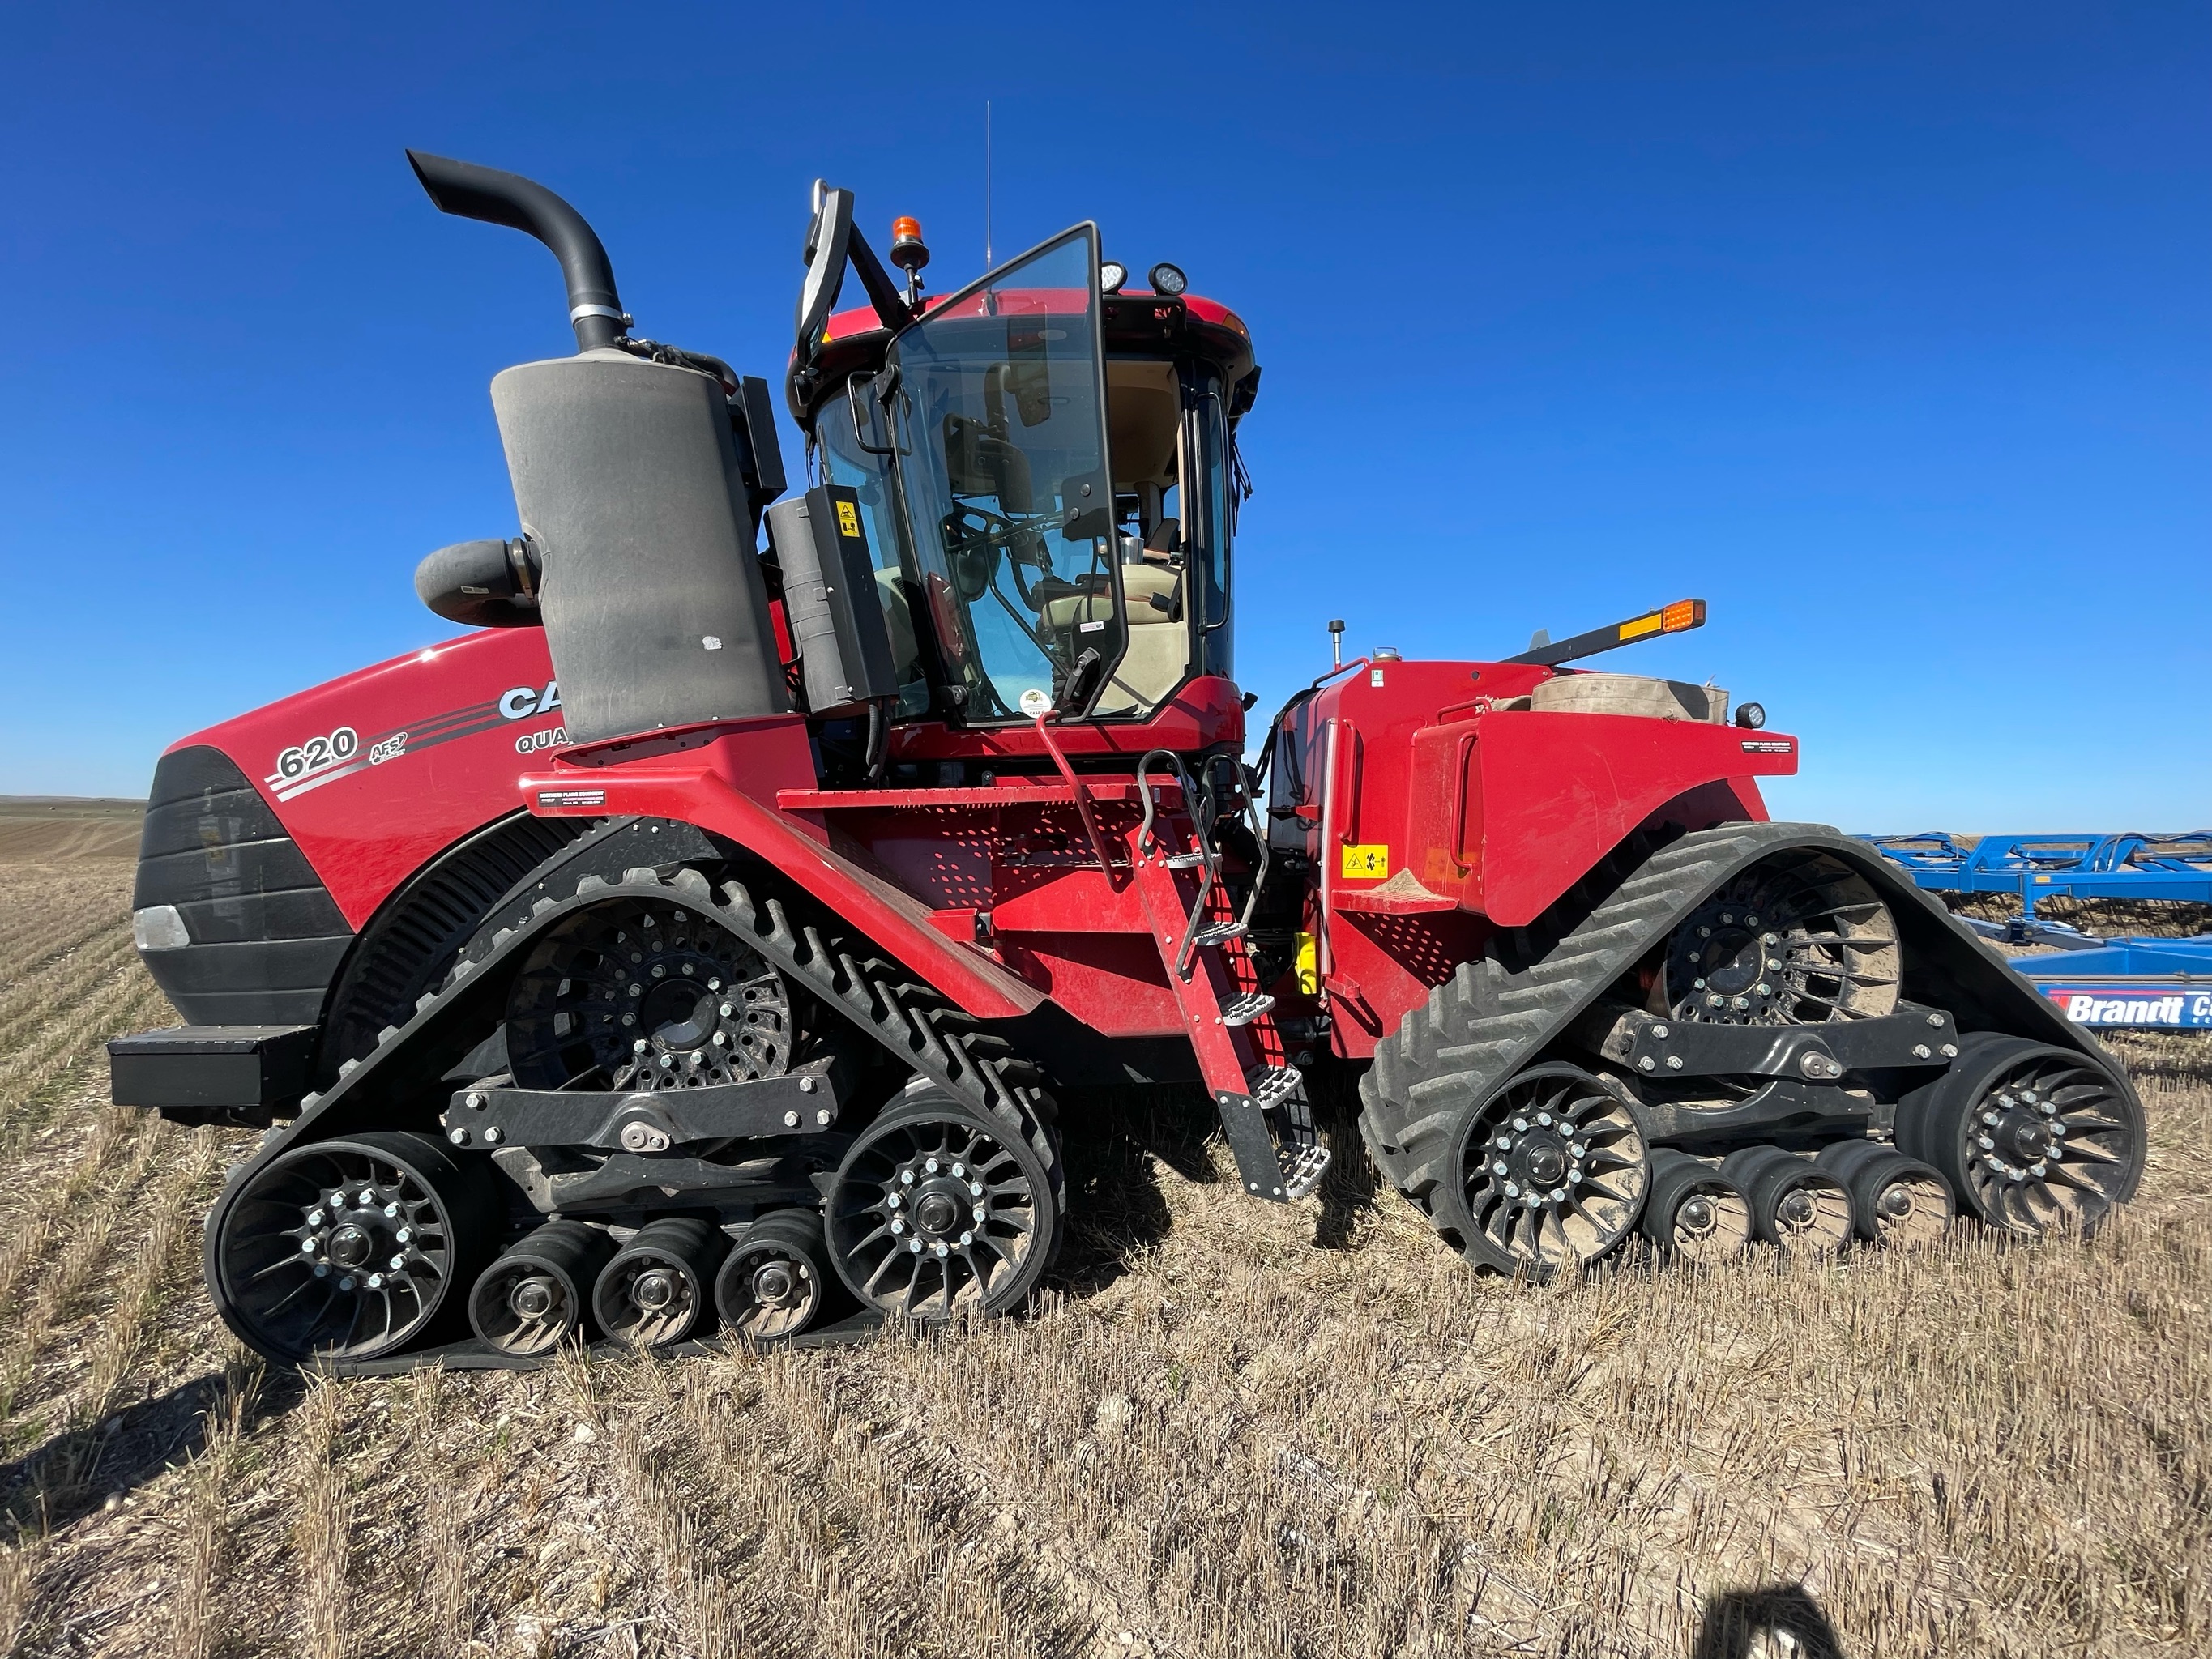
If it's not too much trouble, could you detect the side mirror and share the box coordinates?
[794,182,854,362]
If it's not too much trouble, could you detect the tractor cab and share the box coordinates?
[787,205,1258,766]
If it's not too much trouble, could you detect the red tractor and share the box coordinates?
[112,154,2145,1367]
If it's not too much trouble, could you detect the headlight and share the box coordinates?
[1734,702,1766,730]
[134,905,190,951]
[1099,260,1128,294]
[1147,262,1187,296]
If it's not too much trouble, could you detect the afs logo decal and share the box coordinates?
[265,680,565,803]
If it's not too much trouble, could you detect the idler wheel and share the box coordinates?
[469,1220,615,1356]
[715,1209,837,1344]
[826,1090,1057,1320]
[1721,1145,1854,1256]
[1440,1064,1650,1277]
[592,1217,726,1349]
[1898,1034,2144,1236]
[1639,1149,1752,1264]
[207,1132,497,1364]
[1816,1140,1954,1247]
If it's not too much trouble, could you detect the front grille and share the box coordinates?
[134,745,352,1025]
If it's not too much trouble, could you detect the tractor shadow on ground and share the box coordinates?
[1305,1055,1383,1250]
[0,1362,301,1536]
[1048,1082,1220,1296]
[1693,1584,1847,1659]
[1045,1058,1389,1298]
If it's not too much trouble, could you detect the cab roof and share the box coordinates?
[798,287,1260,435]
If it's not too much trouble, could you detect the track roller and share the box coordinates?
[1815,1141,1953,1247]
[1898,1034,2144,1236]
[592,1217,727,1348]
[715,1209,835,1344]
[1721,1146,1853,1256]
[1639,1149,1753,1263]
[207,1131,497,1364]
[469,1220,614,1356]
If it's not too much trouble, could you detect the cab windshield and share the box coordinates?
[886,227,1124,719]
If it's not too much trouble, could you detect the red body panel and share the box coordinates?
[510,654,1792,1077]
[174,619,1795,1088]
[1264,659,1796,1059]
[169,628,558,928]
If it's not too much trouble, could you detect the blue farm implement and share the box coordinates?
[1864,832,2212,1030]
[1863,831,2212,917]
[2009,939,2212,1031]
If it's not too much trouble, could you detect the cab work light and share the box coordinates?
[1504,599,1707,668]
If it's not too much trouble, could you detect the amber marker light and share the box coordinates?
[890,217,929,271]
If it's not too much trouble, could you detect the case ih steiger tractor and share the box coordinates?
[111,153,2146,1368]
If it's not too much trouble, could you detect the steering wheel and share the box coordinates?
[942,501,1051,606]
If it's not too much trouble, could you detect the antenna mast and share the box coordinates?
[984,100,993,269]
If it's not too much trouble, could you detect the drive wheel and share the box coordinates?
[826,1090,1057,1320]
[1435,1064,1650,1277]
[505,893,795,1092]
[208,1132,496,1364]
[1663,852,1898,1026]
[1898,1035,2144,1235]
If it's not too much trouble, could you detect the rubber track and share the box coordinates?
[226,859,1066,1277]
[1360,822,1846,1240]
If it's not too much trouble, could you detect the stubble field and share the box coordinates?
[0,825,2206,1657]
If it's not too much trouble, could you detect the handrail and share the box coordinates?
[1031,714,1119,885]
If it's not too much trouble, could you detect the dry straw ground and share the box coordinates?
[0,821,2206,1657]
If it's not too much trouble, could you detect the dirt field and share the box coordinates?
[0,841,2206,1657]
[0,804,142,865]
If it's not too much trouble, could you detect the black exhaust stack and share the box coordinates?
[408,149,788,745]
[407,150,627,352]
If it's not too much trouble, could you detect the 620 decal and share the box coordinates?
[273,727,357,782]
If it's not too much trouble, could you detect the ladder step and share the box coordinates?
[1219,992,1276,1027]
[1249,1065,1303,1109]
[1278,1142,1332,1201]
[1164,852,1206,869]
[1191,920,1249,949]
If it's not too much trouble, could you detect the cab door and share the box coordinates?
[885,226,1126,720]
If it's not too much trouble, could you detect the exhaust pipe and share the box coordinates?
[406,149,627,352]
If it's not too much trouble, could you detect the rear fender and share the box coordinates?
[1386,710,1796,927]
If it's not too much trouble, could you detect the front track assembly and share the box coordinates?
[1360,822,2146,1277]
[203,819,1064,1370]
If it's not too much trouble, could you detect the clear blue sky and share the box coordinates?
[2,2,2205,829]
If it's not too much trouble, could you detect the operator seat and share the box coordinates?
[1038,520,1189,714]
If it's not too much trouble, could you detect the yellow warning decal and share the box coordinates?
[1341,843,1390,881]
[835,500,862,539]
